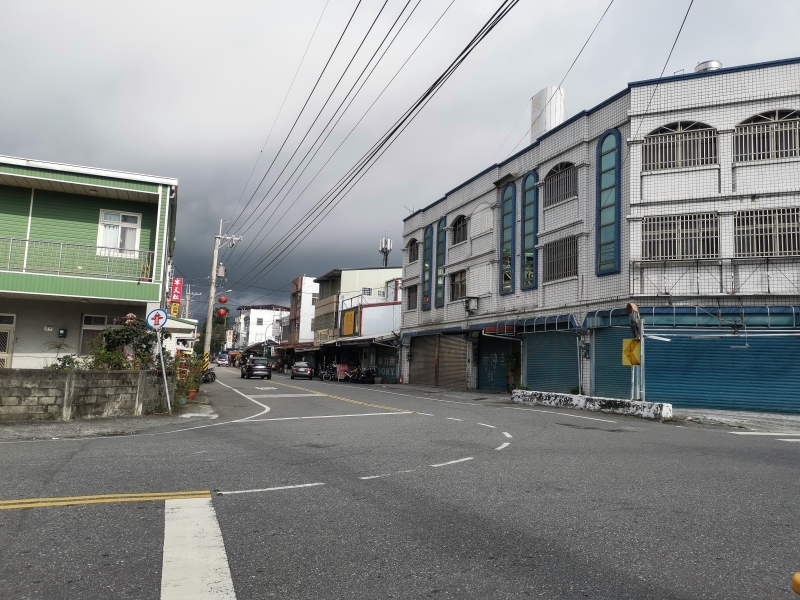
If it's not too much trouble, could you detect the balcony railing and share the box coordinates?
[0,237,155,281]
[631,257,800,297]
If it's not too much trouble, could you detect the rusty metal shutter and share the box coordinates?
[438,334,469,389]
[410,335,437,386]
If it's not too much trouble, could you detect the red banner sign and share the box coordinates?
[170,278,183,302]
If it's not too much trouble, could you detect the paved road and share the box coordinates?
[1,368,799,599]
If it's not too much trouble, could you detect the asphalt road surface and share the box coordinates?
[1,368,799,599]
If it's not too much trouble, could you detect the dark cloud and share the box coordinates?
[2,0,798,312]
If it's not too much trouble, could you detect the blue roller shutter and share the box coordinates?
[593,327,632,399]
[478,335,514,391]
[645,332,800,413]
[525,331,579,393]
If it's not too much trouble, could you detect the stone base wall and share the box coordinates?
[0,370,175,422]
[511,389,673,420]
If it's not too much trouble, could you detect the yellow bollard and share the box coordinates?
[792,572,800,594]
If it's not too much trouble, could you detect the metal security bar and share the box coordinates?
[642,124,718,171]
[542,164,578,207]
[543,235,578,282]
[735,208,800,257]
[641,213,719,260]
[734,110,800,162]
[0,237,155,281]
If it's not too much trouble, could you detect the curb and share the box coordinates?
[511,390,672,421]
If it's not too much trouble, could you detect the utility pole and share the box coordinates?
[183,284,203,319]
[202,220,241,372]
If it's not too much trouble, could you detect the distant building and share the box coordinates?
[400,57,800,413]
[233,304,289,350]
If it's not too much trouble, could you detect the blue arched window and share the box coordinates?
[500,183,516,294]
[435,217,447,307]
[596,129,621,275]
[421,225,433,310]
[521,171,538,289]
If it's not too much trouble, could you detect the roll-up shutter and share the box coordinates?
[410,335,437,386]
[478,335,513,391]
[525,331,578,393]
[645,332,800,413]
[438,334,469,389]
[593,327,632,399]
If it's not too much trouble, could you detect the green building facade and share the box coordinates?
[0,155,178,368]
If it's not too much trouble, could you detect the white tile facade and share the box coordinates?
[400,58,800,385]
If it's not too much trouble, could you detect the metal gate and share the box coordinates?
[525,331,579,393]
[409,335,437,386]
[592,327,631,398]
[438,334,469,389]
[645,331,800,413]
[478,335,513,391]
[0,314,14,368]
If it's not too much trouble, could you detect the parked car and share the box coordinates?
[291,362,313,380]
[216,353,229,367]
[241,357,271,380]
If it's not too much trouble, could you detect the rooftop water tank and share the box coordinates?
[530,86,565,143]
[694,60,722,73]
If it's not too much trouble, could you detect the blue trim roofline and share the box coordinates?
[403,55,800,224]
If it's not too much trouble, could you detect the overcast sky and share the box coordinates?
[1,0,798,314]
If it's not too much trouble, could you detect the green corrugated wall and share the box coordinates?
[0,185,32,238]
[0,164,159,192]
[28,188,158,250]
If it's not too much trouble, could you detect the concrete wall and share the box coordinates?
[0,369,174,422]
[0,297,146,369]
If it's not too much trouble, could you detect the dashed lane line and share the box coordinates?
[496,442,511,451]
[502,431,512,438]
[730,432,800,436]
[0,490,210,511]
[477,423,496,429]
[245,412,412,422]
[431,457,474,468]
[777,439,800,442]
[217,483,325,496]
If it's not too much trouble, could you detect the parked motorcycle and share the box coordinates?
[202,368,216,383]
[354,367,377,384]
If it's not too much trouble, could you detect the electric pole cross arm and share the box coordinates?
[202,219,242,372]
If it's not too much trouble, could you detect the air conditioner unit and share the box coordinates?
[464,297,479,313]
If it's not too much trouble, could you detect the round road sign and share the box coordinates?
[146,308,169,330]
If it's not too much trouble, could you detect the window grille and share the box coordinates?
[407,239,419,262]
[377,289,387,298]
[361,287,373,297]
[735,208,800,257]
[450,271,467,301]
[642,122,717,171]
[521,173,538,287]
[406,285,418,310]
[542,163,578,207]
[311,293,319,305]
[0,315,14,325]
[734,110,800,162]
[422,226,432,309]
[543,235,578,282]
[256,318,263,326]
[452,216,468,245]
[435,218,447,307]
[641,213,719,260]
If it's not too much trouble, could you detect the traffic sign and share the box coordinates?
[146,308,168,330]
[622,338,641,366]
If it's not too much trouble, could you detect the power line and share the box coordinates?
[227,0,429,273]
[235,0,521,288]
[225,0,364,234]
[504,0,615,159]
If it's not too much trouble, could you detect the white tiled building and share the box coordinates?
[400,57,800,413]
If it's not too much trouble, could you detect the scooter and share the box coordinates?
[202,368,216,383]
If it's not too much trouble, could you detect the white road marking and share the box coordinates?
[730,432,800,436]
[317,383,482,406]
[446,417,463,421]
[504,406,617,423]
[430,457,473,468]
[495,442,510,450]
[161,497,236,600]
[246,412,412,422]
[180,413,218,419]
[217,482,325,496]
[417,412,435,416]
[777,439,800,442]
[477,423,496,428]
[249,394,322,398]
[502,431,512,438]
[360,474,391,480]
[254,387,277,390]
[215,381,270,420]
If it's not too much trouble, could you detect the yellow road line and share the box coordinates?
[0,490,210,511]
[274,380,413,413]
